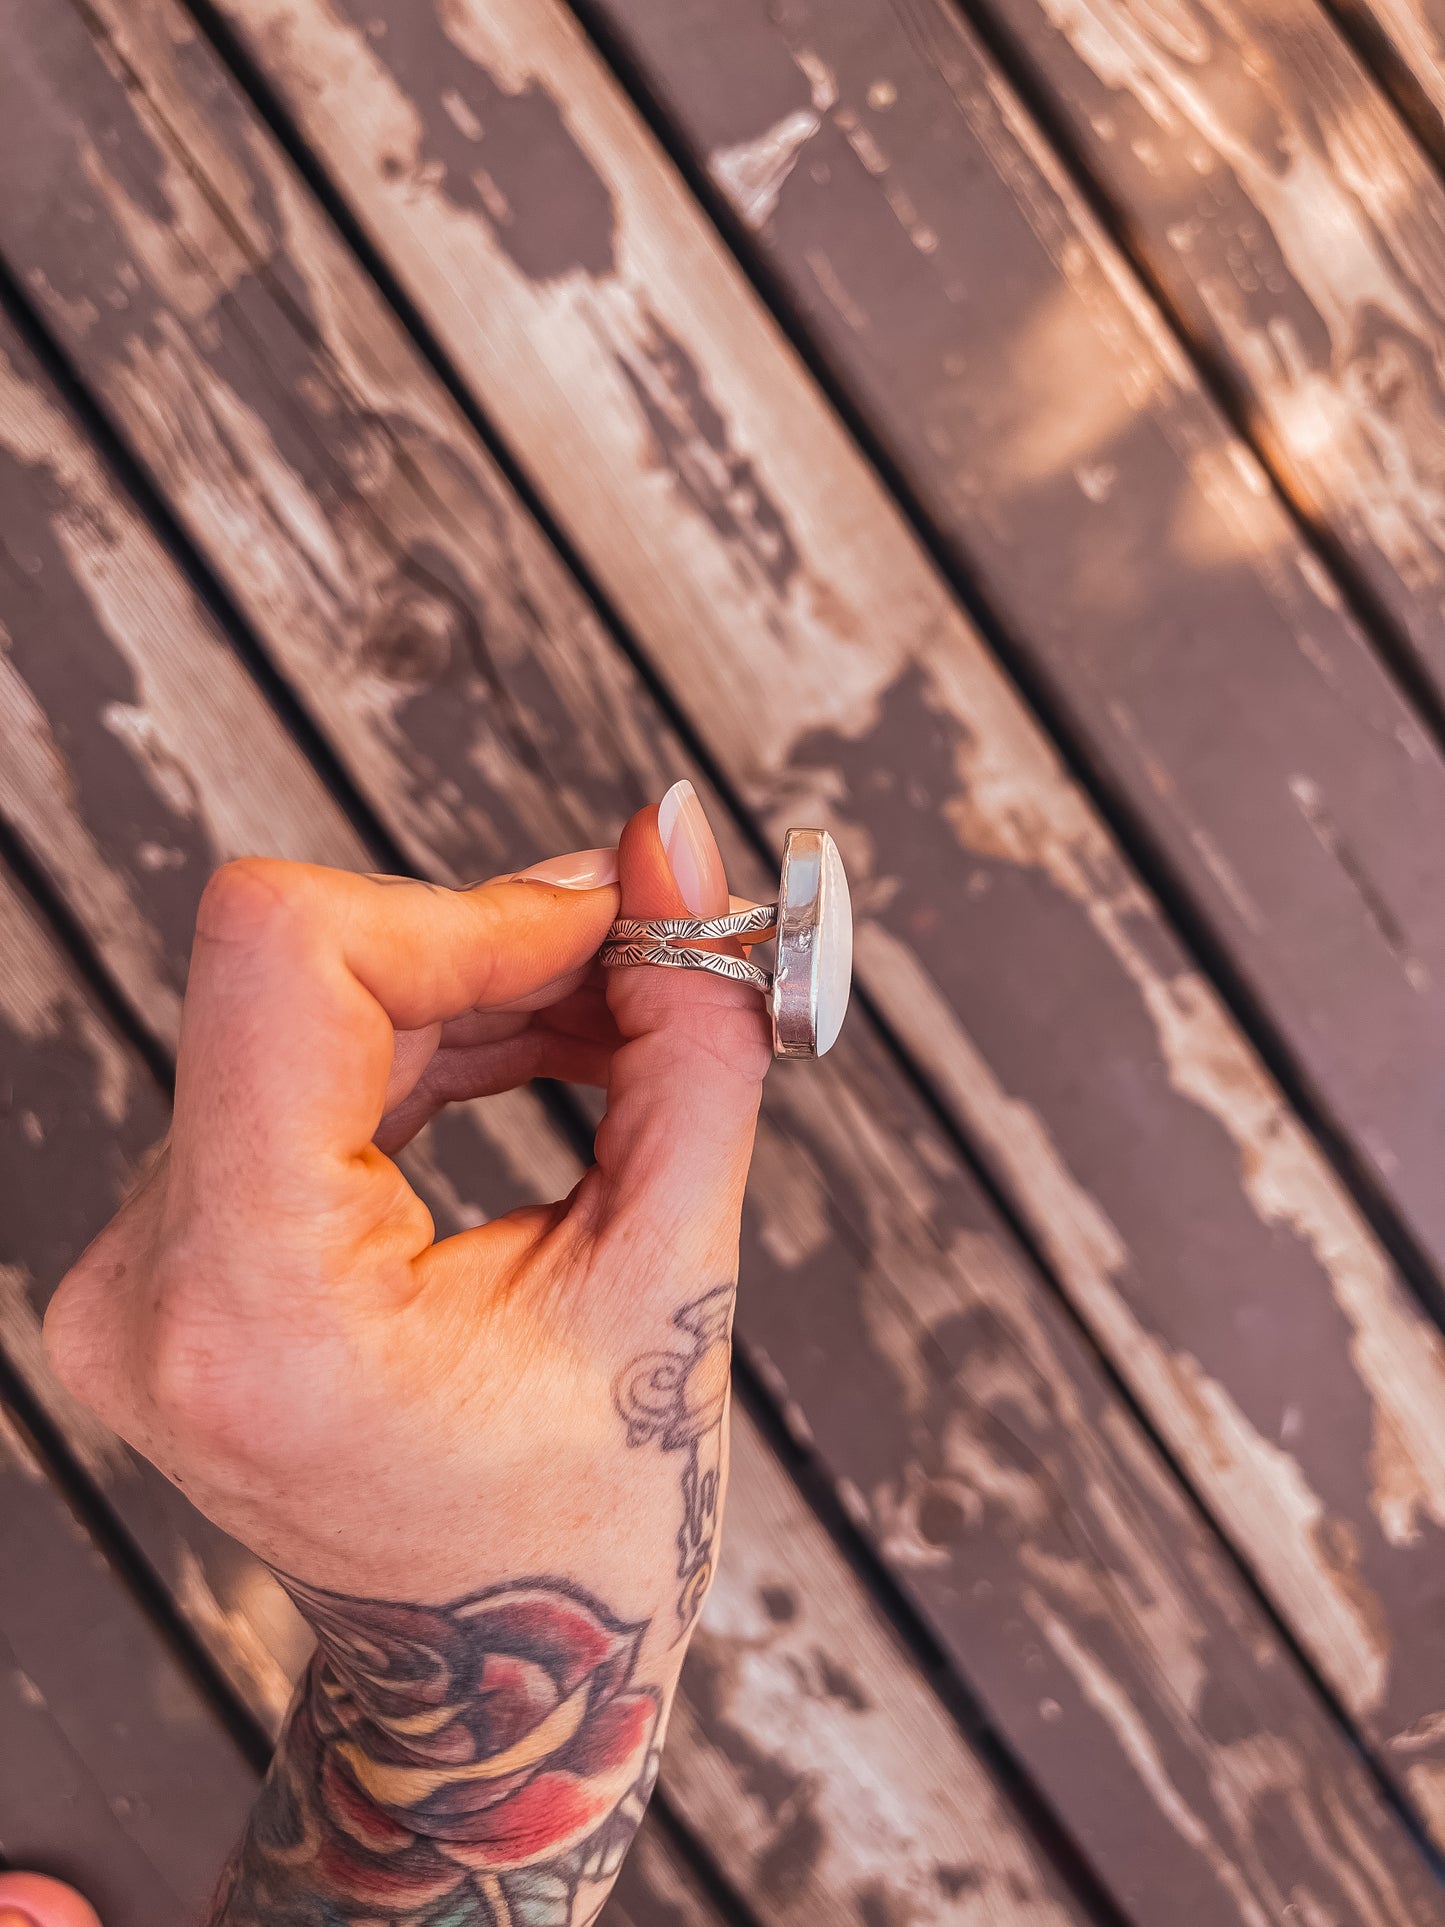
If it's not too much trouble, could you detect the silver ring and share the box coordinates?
[599,827,852,1058]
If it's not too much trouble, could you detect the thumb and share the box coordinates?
[587,782,773,1281]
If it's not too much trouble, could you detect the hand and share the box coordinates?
[44,782,772,1927]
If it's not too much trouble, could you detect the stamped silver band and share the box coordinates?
[598,902,776,995]
[598,828,852,1059]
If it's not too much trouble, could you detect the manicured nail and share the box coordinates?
[658,779,723,916]
[513,847,619,888]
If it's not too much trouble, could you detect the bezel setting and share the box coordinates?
[598,827,853,1059]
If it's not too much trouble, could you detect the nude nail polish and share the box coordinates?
[658,780,723,915]
[512,847,619,888]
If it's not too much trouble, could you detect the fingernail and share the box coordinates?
[0,1913,37,1927]
[658,779,723,916]
[512,847,619,888]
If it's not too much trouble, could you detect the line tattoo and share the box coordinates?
[612,1286,733,1632]
[204,1574,661,1927]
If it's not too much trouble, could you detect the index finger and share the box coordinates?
[173,859,618,1191]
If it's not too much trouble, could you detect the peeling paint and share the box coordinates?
[1027,0,1445,620]
[1164,1348,1388,1712]
[834,661,1440,1757]
[78,135,252,325]
[1030,1611,1265,1927]
[0,917,135,1137]
[1125,961,1445,1558]
[673,1418,1076,1922]
[30,0,1445,1893]
[0,333,364,1025]
[711,109,821,229]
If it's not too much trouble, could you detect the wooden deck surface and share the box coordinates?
[2,0,1444,1921]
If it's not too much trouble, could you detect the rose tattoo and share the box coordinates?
[205,1577,659,1926]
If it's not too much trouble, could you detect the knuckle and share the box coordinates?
[692,1000,775,1082]
[143,1290,279,1464]
[147,1318,234,1439]
[43,1277,136,1446]
[626,978,772,1081]
[44,1144,174,1431]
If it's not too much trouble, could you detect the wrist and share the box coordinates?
[270,1570,662,1916]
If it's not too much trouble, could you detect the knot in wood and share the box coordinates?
[362,568,478,686]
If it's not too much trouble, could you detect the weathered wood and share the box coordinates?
[1339,0,1445,145]
[0,1391,253,1927]
[0,121,1439,1920]
[950,0,1445,698]
[0,0,674,899]
[152,0,1445,1842]
[606,1826,732,1927]
[581,0,1445,1304]
[673,1416,1086,1927]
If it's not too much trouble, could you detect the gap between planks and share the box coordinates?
[0,3,1441,1911]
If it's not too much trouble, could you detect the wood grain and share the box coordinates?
[0,1376,253,1926]
[162,0,1445,1842]
[954,0,1445,690]
[0,331,1083,1921]
[582,0,1445,1310]
[652,1401,1082,1925]
[0,0,677,893]
[1338,0,1445,146]
[606,1826,732,1927]
[0,50,1440,1911]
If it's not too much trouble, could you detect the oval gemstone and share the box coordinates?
[816,833,853,1055]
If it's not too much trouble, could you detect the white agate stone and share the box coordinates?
[815,832,852,1055]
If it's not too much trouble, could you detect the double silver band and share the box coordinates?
[599,901,777,992]
[596,829,847,1060]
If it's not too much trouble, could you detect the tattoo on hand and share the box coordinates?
[205,1574,660,1927]
[613,1286,733,1631]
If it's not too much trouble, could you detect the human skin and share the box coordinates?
[0,1878,102,1927]
[41,782,771,1926]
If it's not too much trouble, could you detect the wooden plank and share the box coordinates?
[142,0,1445,1845]
[0,1395,254,1927]
[578,0,1445,1305]
[950,0,1445,697]
[0,355,1082,1921]
[0,68,1438,1925]
[1339,0,1445,144]
[672,1416,1088,1927]
[0,848,320,1736]
[0,0,670,906]
[607,1827,732,1927]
